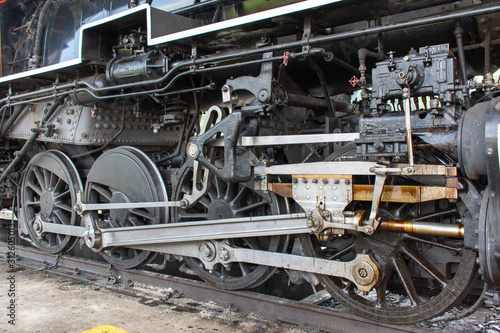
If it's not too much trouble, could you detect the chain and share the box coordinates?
[37,251,63,271]
[106,263,117,285]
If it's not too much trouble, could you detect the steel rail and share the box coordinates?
[0,243,425,333]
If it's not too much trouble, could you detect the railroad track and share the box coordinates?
[0,243,425,333]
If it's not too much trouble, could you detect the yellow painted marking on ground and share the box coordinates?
[81,325,129,333]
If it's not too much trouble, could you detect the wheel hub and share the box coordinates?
[40,191,55,215]
[109,192,130,223]
[207,200,236,220]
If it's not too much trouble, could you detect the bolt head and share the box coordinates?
[187,143,198,157]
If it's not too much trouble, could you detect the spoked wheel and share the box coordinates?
[300,189,479,324]
[21,150,82,254]
[174,165,289,290]
[85,146,168,269]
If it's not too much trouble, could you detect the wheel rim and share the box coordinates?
[21,150,82,254]
[85,147,168,268]
[174,165,288,290]
[300,190,479,324]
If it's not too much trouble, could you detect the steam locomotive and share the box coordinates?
[1,0,500,324]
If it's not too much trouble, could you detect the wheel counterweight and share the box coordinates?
[85,146,168,269]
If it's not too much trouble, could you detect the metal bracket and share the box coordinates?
[367,174,387,232]
[187,110,258,183]
[225,52,274,105]
[184,106,224,207]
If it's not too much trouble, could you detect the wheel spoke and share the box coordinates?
[404,234,462,252]
[231,186,250,206]
[91,184,113,202]
[180,185,192,196]
[213,175,224,199]
[344,281,356,296]
[242,237,262,250]
[54,201,73,213]
[27,179,43,196]
[239,262,251,276]
[49,172,56,190]
[198,197,211,209]
[33,167,46,189]
[325,242,355,260]
[47,232,57,246]
[53,189,71,201]
[393,255,422,306]
[57,233,65,244]
[401,244,449,288]
[207,187,218,202]
[25,199,40,206]
[43,168,51,189]
[233,200,267,214]
[375,275,389,308]
[224,183,238,202]
[129,208,154,220]
[53,177,64,193]
[178,212,208,220]
[53,209,70,225]
[127,216,145,227]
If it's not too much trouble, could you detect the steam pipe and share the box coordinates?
[305,58,336,117]
[1,104,27,137]
[3,4,500,106]
[29,0,54,69]
[0,97,64,184]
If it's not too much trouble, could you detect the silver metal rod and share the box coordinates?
[209,133,360,147]
[78,201,181,212]
[404,95,414,168]
[99,213,309,247]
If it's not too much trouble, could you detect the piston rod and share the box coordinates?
[378,219,464,238]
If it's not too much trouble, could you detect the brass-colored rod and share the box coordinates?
[378,219,464,238]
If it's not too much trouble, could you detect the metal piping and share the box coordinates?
[29,0,54,69]
[305,58,336,117]
[1,104,27,137]
[0,97,64,184]
[2,3,500,107]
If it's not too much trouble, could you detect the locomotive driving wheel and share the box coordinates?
[85,147,168,269]
[21,150,82,254]
[174,164,289,290]
[300,189,479,324]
